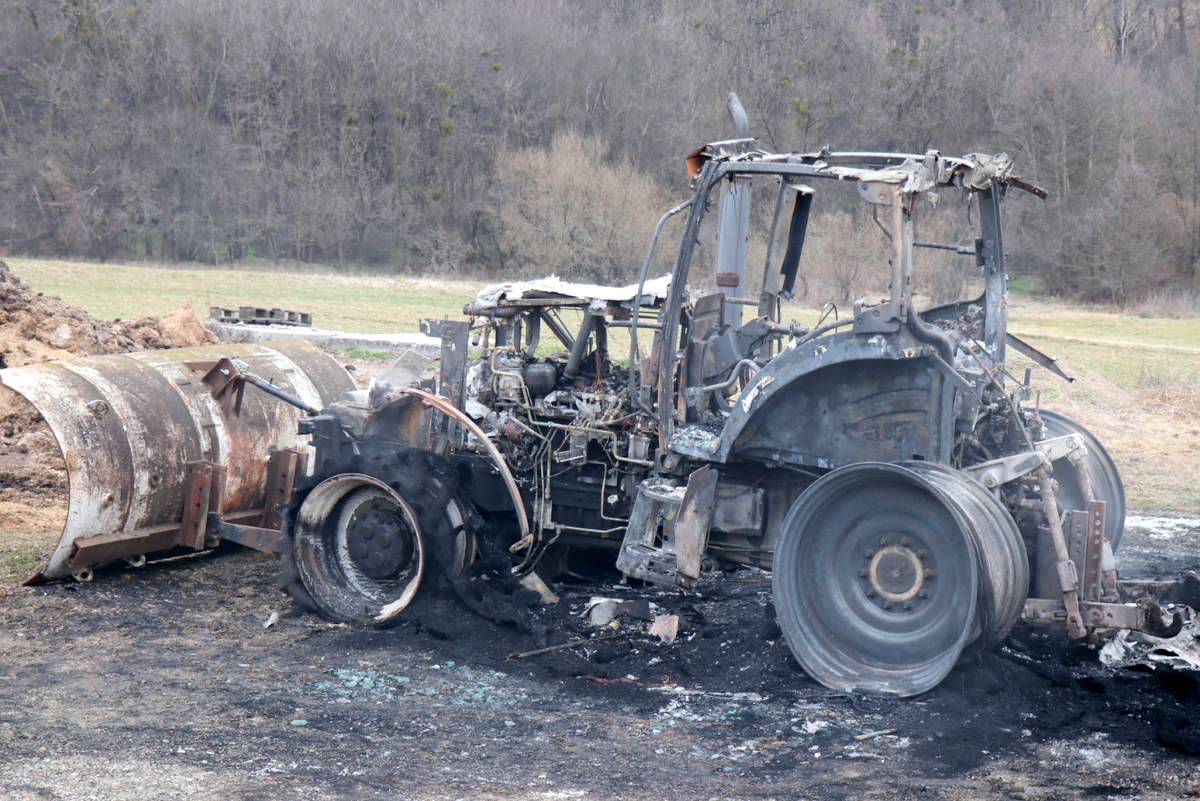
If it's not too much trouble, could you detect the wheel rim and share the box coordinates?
[902,461,1029,649]
[292,473,424,624]
[773,463,977,697]
[1038,409,1126,550]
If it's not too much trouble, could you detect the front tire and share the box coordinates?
[281,444,476,625]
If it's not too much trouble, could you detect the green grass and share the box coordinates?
[7,258,478,334]
[0,532,45,585]
[1006,274,1045,296]
[338,348,395,361]
[1008,302,1200,388]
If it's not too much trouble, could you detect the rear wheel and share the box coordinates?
[772,461,1028,696]
[902,461,1029,649]
[773,463,977,696]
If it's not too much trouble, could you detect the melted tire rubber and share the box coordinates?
[278,441,545,635]
[278,442,477,626]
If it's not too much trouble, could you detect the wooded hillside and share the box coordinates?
[2,0,1198,302]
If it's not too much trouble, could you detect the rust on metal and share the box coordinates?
[208,517,289,555]
[1082,499,1107,601]
[65,524,186,574]
[1036,465,1086,638]
[0,342,353,582]
[260,449,305,531]
[179,462,216,551]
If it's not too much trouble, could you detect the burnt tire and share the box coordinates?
[772,461,1028,697]
[279,443,476,626]
[1038,410,1126,551]
[773,463,978,697]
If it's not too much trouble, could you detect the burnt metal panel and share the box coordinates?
[673,466,718,589]
[727,359,944,469]
[710,328,944,466]
[1,343,353,580]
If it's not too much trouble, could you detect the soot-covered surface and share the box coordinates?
[1,518,1198,800]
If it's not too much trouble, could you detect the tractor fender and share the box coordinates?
[706,328,938,465]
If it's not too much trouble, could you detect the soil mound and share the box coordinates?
[0,260,215,369]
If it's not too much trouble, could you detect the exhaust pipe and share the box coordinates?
[715,92,752,329]
[0,341,353,582]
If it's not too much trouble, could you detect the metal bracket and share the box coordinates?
[1038,433,1086,463]
[673,467,718,589]
[1021,598,1184,638]
[964,450,1046,490]
[963,434,1085,490]
[260,449,306,531]
[208,513,289,555]
[852,299,902,333]
[201,357,246,416]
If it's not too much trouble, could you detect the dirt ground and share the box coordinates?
[0,517,1198,801]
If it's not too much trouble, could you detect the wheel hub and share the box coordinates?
[862,536,933,610]
[342,500,416,580]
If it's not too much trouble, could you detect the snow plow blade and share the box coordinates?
[0,342,353,582]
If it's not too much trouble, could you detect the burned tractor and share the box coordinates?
[250,129,1170,696]
[1,99,1177,697]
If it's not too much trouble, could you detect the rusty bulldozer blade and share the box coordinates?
[0,341,353,582]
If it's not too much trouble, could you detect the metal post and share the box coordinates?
[715,93,751,330]
[979,184,1008,364]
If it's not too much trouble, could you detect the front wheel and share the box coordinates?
[281,444,476,625]
[289,473,425,625]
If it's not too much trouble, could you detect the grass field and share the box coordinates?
[7,258,479,334]
[6,257,1199,514]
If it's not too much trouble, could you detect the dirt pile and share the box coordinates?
[0,260,216,369]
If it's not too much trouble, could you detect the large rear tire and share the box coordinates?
[772,461,1028,696]
[772,463,978,697]
[902,461,1029,649]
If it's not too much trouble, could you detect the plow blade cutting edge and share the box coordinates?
[0,341,353,582]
